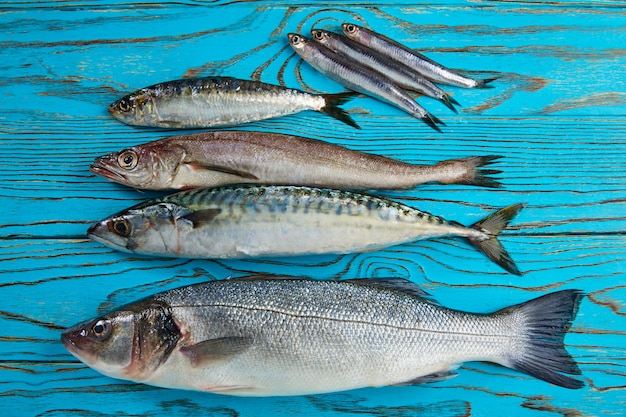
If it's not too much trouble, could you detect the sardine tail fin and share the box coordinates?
[501,289,584,389]
[468,203,525,275]
[475,77,498,89]
[321,92,361,129]
[423,113,444,133]
[441,94,460,113]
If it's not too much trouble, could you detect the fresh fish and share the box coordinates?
[61,275,584,396]
[287,33,444,132]
[310,29,460,112]
[87,185,523,275]
[342,23,495,89]
[90,131,503,190]
[108,76,359,129]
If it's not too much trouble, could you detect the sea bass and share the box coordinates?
[342,23,495,89]
[108,77,359,129]
[310,29,459,112]
[90,131,502,190]
[87,185,523,275]
[61,276,584,396]
[287,33,444,132]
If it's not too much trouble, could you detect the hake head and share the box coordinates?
[61,301,181,381]
[90,142,186,190]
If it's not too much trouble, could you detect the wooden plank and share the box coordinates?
[1,1,625,415]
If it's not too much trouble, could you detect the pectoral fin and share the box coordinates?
[185,162,259,180]
[180,336,252,368]
[178,208,222,228]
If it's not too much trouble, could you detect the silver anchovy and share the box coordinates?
[87,185,523,275]
[311,29,459,112]
[90,130,503,190]
[287,33,444,132]
[108,76,359,129]
[342,23,495,89]
[61,275,584,396]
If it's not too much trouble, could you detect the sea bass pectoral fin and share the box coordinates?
[178,208,223,229]
[180,336,252,368]
[467,203,525,275]
[501,289,585,389]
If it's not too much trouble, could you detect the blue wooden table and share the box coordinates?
[2,1,625,415]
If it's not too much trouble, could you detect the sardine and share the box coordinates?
[310,29,460,112]
[342,23,495,89]
[287,33,445,132]
[61,275,584,396]
[108,76,360,129]
[90,131,503,190]
[87,185,523,275]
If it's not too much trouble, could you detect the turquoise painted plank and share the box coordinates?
[2,1,626,416]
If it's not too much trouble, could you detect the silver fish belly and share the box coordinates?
[61,276,584,396]
[342,23,494,89]
[89,130,503,190]
[288,33,444,132]
[87,185,523,274]
[311,29,459,112]
[108,77,359,129]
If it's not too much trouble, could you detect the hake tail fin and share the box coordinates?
[321,92,361,129]
[500,289,584,389]
[468,203,524,275]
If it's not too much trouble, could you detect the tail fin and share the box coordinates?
[468,203,524,275]
[500,289,584,389]
[437,155,503,188]
[475,77,498,88]
[440,94,460,113]
[422,112,445,133]
[321,92,361,129]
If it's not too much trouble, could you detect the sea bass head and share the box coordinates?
[90,141,186,190]
[108,87,160,126]
[61,300,180,381]
[87,201,194,256]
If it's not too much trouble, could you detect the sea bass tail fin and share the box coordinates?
[501,289,584,389]
[321,92,361,129]
[468,203,524,275]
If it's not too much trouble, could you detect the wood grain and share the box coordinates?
[1,1,625,415]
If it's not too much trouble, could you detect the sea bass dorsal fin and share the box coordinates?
[185,162,259,180]
[180,336,251,368]
[178,208,222,228]
[344,278,435,300]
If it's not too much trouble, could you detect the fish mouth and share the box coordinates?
[90,162,128,185]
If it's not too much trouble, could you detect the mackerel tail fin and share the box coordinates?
[467,203,524,275]
[500,289,584,389]
[321,92,361,129]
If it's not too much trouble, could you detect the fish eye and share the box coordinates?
[91,319,111,339]
[117,98,131,112]
[290,34,301,44]
[345,24,357,34]
[312,30,322,40]
[117,150,138,170]
[110,218,132,237]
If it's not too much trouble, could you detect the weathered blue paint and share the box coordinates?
[1,1,625,416]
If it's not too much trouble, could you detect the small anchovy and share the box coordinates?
[311,29,459,112]
[87,184,524,275]
[61,275,584,396]
[90,130,503,190]
[108,76,360,129]
[342,23,495,89]
[288,33,444,132]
